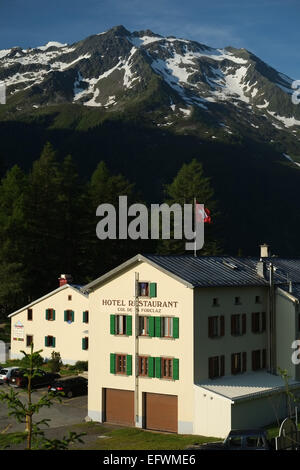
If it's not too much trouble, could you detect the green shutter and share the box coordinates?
[126,355,132,376]
[82,338,86,350]
[173,358,179,380]
[149,282,157,298]
[126,316,132,336]
[45,309,49,320]
[83,311,88,323]
[64,310,67,322]
[110,315,115,335]
[149,316,155,337]
[173,317,179,339]
[53,310,56,321]
[52,337,56,348]
[155,357,161,378]
[71,311,74,322]
[44,336,48,347]
[148,357,155,378]
[110,353,116,374]
[155,317,161,337]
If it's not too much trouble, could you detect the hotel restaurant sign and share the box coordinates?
[102,298,179,314]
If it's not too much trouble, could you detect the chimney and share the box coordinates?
[256,260,267,279]
[58,274,73,287]
[260,243,270,258]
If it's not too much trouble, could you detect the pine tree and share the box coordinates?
[55,154,86,279]
[0,165,28,316]
[158,159,221,255]
[23,142,62,298]
[84,161,144,278]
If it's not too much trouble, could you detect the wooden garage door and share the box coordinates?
[145,393,178,433]
[105,388,134,426]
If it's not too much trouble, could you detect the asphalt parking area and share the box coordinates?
[0,383,87,434]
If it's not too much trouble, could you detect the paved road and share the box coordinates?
[0,383,87,434]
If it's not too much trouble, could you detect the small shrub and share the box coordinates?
[48,351,62,373]
[74,361,88,372]
[19,352,44,369]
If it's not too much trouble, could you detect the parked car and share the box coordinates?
[223,429,273,450]
[48,376,88,398]
[197,429,274,451]
[0,367,20,385]
[9,368,60,388]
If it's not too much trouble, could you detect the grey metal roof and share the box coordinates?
[278,282,300,301]
[83,254,300,291]
[196,371,300,402]
[143,255,269,288]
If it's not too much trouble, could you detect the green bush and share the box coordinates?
[74,361,88,372]
[19,352,44,369]
[48,351,62,373]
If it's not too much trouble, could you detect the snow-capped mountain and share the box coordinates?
[1,25,300,152]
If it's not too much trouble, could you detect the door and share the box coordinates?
[105,388,134,426]
[145,393,178,433]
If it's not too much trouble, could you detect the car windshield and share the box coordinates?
[0,369,8,375]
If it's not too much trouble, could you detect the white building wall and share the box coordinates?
[231,392,288,429]
[88,260,195,433]
[10,286,89,364]
[194,386,232,438]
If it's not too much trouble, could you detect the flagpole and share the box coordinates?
[194,197,197,258]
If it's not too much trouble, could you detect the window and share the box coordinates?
[252,349,267,371]
[139,282,149,297]
[251,312,266,333]
[139,316,149,336]
[231,352,247,375]
[212,298,219,307]
[161,358,173,379]
[27,309,33,321]
[138,316,179,339]
[231,314,246,336]
[139,356,149,376]
[234,296,241,305]
[45,308,55,321]
[110,315,132,336]
[162,317,173,338]
[64,310,74,322]
[83,311,89,324]
[45,336,55,347]
[68,295,72,301]
[138,282,157,298]
[255,296,261,304]
[26,335,33,347]
[208,356,225,379]
[110,354,132,375]
[82,337,88,350]
[228,437,242,448]
[116,354,126,374]
[208,316,225,338]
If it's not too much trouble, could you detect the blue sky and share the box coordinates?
[0,0,299,78]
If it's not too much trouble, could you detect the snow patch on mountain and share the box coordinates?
[267,111,300,128]
[37,41,67,51]
[0,49,11,59]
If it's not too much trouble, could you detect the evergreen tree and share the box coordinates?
[0,165,28,316]
[23,142,62,298]
[84,161,145,278]
[55,154,86,280]
[158,159,221,255]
